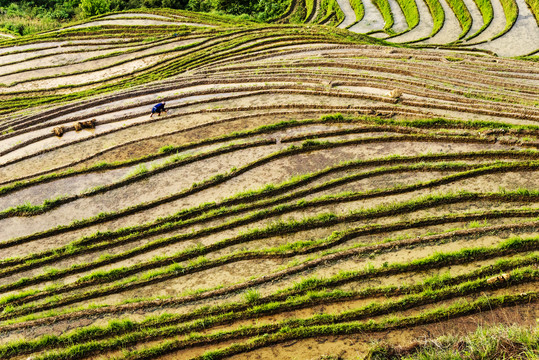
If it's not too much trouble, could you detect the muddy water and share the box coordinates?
[0,140,231,211]
[244,239,537,300]
[134,283,539,359]
[72,112,331,167]
[227,298,539,360]
[336,0,357,28]
[473,0,539,56]
[0,38,205,86]
[348,0,385,33]
[0,144,281,242]
[61,19,215,31]
[81,258,285,307]
[0,41,123,56]
[311,234,529,285]
[419,0,462,44]
[0,139,522,248]
[1,160,531,291]
[0,110,228,182]
[463,0,506,43]
[6,205,531,308]
[3,249,535,346]
[42,80,302,126]
[0,47,130,77]
[2,162,433,279]
[2,52,177,92]
[1,171,532,285]
[0,43,134,67]
[390,0,434,42]
[2,90,358,180]
[387,0,409,33]
[0,167,131,211]
[7,197,527,289]
[0,92,260,162]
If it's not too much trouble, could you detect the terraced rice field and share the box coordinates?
[0,7,537,360]
[284,0,539,56]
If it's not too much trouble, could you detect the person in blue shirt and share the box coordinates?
[150,102,167,117]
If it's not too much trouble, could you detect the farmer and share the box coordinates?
[150,101,167,117]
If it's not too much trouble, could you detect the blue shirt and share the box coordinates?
[152,103,165,112]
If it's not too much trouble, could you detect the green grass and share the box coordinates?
[332,0,346,25]
[21,272,539,358]
[0,26,385,113]
[0,11,537,359]
[350,0,365,22]
[423,0,445,37]
[371,0,395,34]
[2,126,526,224]
[123,164,149,179]
[2,248,536,340]
[394,0,420,30]
[290,0,308,23]
[494,0,519,40]
[0,36,205,81]
[525,0,539,25]
[305,0,317,21]
[4,113,535,196]
[315,0,344,24]
[4,256,537,359]
[3,31,313,88]
[3,146,532,262]
[366,324,539,359]
[0,2,68,36]
[466,0,494,40]
[119,292,539,360]
[0,196,67,218]
[444,0,473,39]
[1,192,536,321]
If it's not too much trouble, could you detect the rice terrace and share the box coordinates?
[0,0,538,358]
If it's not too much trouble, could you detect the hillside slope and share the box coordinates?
[0,9,537,360]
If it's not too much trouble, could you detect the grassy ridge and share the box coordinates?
[494,0,519,40]
[444,0,473,39]
[525,0,539,25]
[3,113,537,194]
[367,324,539,359]
[1,193,537,322]
[1,250,535,358]
[423,0,445,37]
[1,10,538,359]
[394,0,420,29]
[2,244,538,359]
[350,0,365,22]
[121,293,539,360]
[1,158,536,277]
[466,0,494,40]
[372,0,395,34]
[0,26,384,113]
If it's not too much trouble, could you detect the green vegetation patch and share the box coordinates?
[444,0,473,39]
[394,0,420,30]
[0,2,71,36]
[525,0,539,26]
[494,0,519,40]
[366,324,539,359]
[290,0,308,23]
[305,0,316,21]
[371,0,395,34]
[315,0,344,25]
[350,0,365,22]
[423,0,445,37]
[466,0,494,40]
